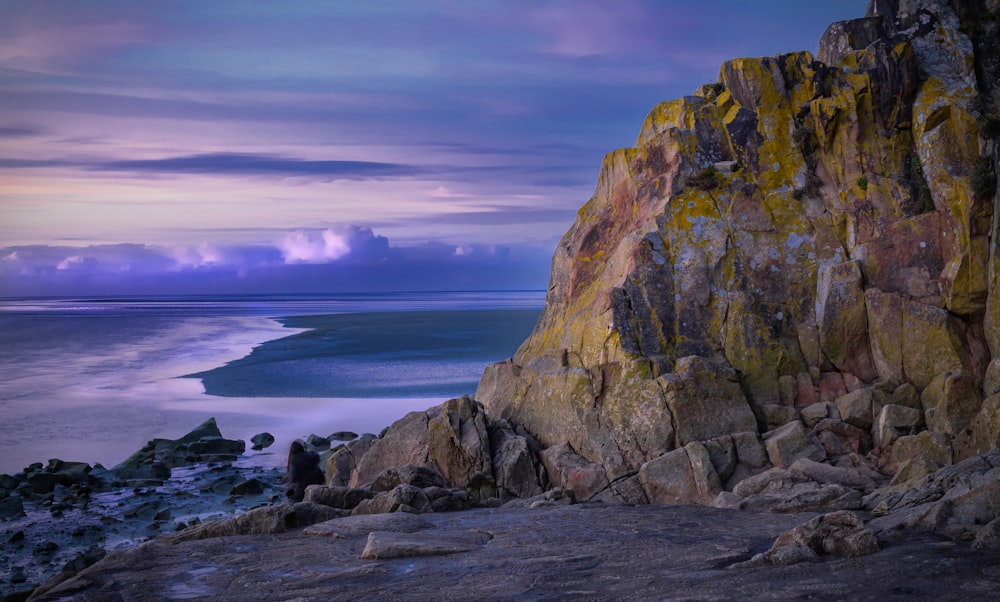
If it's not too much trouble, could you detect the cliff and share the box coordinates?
[476,0,1000,500]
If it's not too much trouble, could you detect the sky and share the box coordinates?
[0,0,868,296]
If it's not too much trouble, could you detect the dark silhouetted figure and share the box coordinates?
[286,439,324,502]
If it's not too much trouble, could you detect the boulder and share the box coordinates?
[638,443,722,505]
[717,467,863,514]
[764,421,826,468]
[968,394,1000,457]
[303,485,373,510]
[800,402,832,428]
[351,397,496,500]
[370,465,447,493]
[0,494,25,519]
[306,434,331,451]
[540,442,609,502]
[660,357,758,445]
[250,432,275,451]
[734,511,879,567]
[325,434,377,487]
[872,404,923,449]
[834,388,876,430]
[489,421,546,500]
[353,484,432,515]
[888,431,953,473]
[922,370,984,437]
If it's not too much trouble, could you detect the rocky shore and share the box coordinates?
[0,418,289,601]
[4,399,1000,600]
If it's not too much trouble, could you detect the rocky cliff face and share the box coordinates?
[476,0,1000,500]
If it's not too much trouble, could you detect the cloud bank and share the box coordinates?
[0,227,552,296]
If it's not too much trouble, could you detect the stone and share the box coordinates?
[370,465,447,493]
[305,434,330,451]
[0,494,25,519]
[250,432,275,451]
[353,484,432,515]
[229,477,265,496]
[818,372,849,403]
[328,431,359,442]
[873,404,924,449]
[788,458,880,493]
[638,443,722,505]
[360,529,492,560]
[800,403,831,428]
[303,485,373,510]
[659,357,757,445]
[736,511,879,567]
[764,421,826,468]
[922,371,984,437]
[812,418,872,457]
[758,403,800,430]
[489,421,545,500]
[353,396,496,499]
[720,467,863,514]
[794,373,819,408]
[816,261,877,382]
[969,394,1000,457]
[540,442,608,502]
[325,434,377,487]
[778,374,797,405]
[888,458,943,490]
[889,431,953,473]
[835,388,875,430]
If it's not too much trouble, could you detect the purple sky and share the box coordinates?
[0,1,867,296]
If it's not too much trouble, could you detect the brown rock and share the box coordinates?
[764,421,826,468]
[737,511,879,567]
[540,442,609,502]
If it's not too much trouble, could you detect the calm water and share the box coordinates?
[0,292,543,474]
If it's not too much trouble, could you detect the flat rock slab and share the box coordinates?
[361,529,492,559]
[28,503,1000,601]
[302,512,434,538]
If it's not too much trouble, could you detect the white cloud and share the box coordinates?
[279,229,352,264]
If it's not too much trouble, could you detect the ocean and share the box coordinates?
[0,292,544,475]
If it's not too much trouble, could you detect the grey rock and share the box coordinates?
[361,529,491,559]
[250,432,275,451]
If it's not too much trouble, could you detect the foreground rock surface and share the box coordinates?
[29,503,1000,601]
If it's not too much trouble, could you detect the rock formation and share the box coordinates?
[472,0,1000,508]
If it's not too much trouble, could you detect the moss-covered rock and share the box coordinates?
[475,0,999,488]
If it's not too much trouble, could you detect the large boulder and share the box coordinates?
[350,397,496,500]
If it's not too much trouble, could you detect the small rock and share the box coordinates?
[250,432,275,451]
[328,431,359,442]
[230,478,265,496]
[306,434,331,451]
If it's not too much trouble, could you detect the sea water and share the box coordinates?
[0,292,544,475]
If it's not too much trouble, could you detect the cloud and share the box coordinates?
[0,125,42,138]
[279,230,351,264]
[0,226,553,296]
[97,153,426,180]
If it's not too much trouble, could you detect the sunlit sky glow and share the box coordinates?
[0,0,867,295]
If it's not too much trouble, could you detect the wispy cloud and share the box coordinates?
[97,153,425,179]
